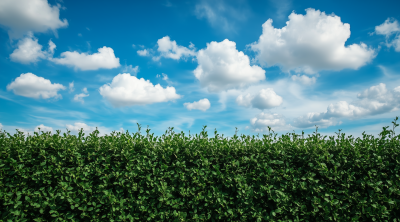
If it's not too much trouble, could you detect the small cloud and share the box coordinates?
[122,65,139,75]
[137,49,149,56]
[156,73,169,81]
[69,81,74,92]
[291,74,317,85]
[10,33,55,64]
[375,18,400,36]
[51,46,121,71]
[375,18,400,52]
[184,98,211,111]
[236,88,283,110]
[73,87,89,104]
[156,36,196,60]
[78,33,82,37]
[7,73,66,99]
[73,93,89,104]
[132,44,136,48]
[250,113,292,132]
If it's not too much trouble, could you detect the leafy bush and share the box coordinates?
[0,117,399,221]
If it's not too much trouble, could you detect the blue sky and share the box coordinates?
[1,0,400,140]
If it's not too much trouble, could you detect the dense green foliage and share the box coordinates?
[1,117,400,221]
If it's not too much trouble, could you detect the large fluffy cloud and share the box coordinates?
[99,73,181,108]
[184,98,211,111]
[293,83,400,128]
[10,34,55,64]
[157,36,196,60]
[194,39,265,92]
[6,73,66,99]
[375,18,400,52]
[0,0,68,38]
[236,88,282,110]
[250,8,376,74]
[52,46,120,71]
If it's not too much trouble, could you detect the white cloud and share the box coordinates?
[250,113,292,132]
[52,46,120,71]
[157,36,196,60]
[375,18,400,36]
[0,0,68,38]
[73,88,89,104]
[194,39,265,92]
[6,73,66,99]
[250,8,376,74]
[69,82,74,92]
[375,18,400,52]
[293,83,400,128]
[122,65,139,75]
[137,49,149,56]
[73,93,89,104]
[0,123,3,130]
[34,124,53,133]
[184,98,211,111]
[291,74,317,85]
[99,73,182,108]
[236,88,282,110]
[10,34,55,64]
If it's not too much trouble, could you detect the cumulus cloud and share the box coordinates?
[236,88,282,110]
[10,34,55,64]
[250,113,292,132]
[291,74,317,85]
[0,0,68,38]
[156,36,196,60]
[73,88,89,104]
[194,39,265,92]
[293,83,400,128]
[375,18,400,52]
[52,46,120,71]
[184,98,211,111]
[250,8,376,74]
[34,124,53,134]
[137,49,149,56]
[99,73,181,108]
[6,73,66,99]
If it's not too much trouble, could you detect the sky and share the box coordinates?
[1,0,400,140]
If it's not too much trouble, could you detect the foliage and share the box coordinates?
[0,117,399,221]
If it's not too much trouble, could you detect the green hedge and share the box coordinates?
[0,118,400,221]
